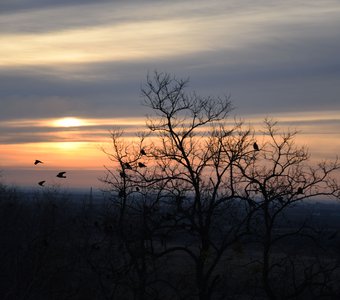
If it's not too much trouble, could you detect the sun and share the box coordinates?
[54,117,84,127]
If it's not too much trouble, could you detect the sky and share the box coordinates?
[0,0,340,190]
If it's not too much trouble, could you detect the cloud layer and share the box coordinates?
[1,1,340,121]
[1,0,340,183]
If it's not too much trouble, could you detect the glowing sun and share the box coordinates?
[54,117,84,127]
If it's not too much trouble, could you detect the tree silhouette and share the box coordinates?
[102,72,340,300]
[103,72,252,299]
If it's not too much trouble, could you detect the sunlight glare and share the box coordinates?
[54,117,84,127]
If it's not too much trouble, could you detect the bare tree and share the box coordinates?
[102,72,340,300]
[103,72,256,300]
[232,119,340,299]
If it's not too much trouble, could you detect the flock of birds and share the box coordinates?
[33,143,304,194]
[34,159,66,187]
[34,148,148,187]
[119,149,148,178]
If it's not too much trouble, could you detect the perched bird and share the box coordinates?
[138,162,146,168]
[56,172,67,178]
[38,180,46,187]
[123,162,132,170]
[297,187,304,194]
[34,160,43,165]
[140,149,146,156]
[136,186,140,192]
[119,171,126,178]
[253,142,259,151]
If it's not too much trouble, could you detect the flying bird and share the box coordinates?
[38,180,46,187]
[140,149,146,156]
[297,187,304,194]
[56,172,67,178]
[253,142,259,151]
[138,162,146,168]
[34,160,43,165]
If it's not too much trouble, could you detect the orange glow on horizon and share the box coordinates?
[0,113,339,188]
[0,142,106,170]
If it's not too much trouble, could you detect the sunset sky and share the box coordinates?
[1,0,339,190]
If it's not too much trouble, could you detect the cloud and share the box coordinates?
[0,0,112,14]
[0,116,148,144]
[0,67,148,121]
[1,0,340,130]
[0,111,339,145]
[2,0,339,67]
[2,0,340,187]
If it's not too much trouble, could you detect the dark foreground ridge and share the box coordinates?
[1,185,340,300]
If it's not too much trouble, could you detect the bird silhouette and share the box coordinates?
[253,142,259,151]
[138,162,146,168]
[140,149,146,156]
[123,162,132,170]
[297,187,303,194]
[38,180,46,186]
[34,160,43,165]
[119,171,126,178]
[56,172,66,178]
[136,186,140,192]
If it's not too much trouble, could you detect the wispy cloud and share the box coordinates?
[1,0,340,177]
[2,1,339,67]
[1,1,339,119]
[0,111,339,145]
[0,117,147,144]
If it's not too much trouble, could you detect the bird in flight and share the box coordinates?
[138,162,146,168]
[140,149,146,156]
[253,142,259,151]
[38,181,46,186]
[56,172,67,178]
[34,160,43,165]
